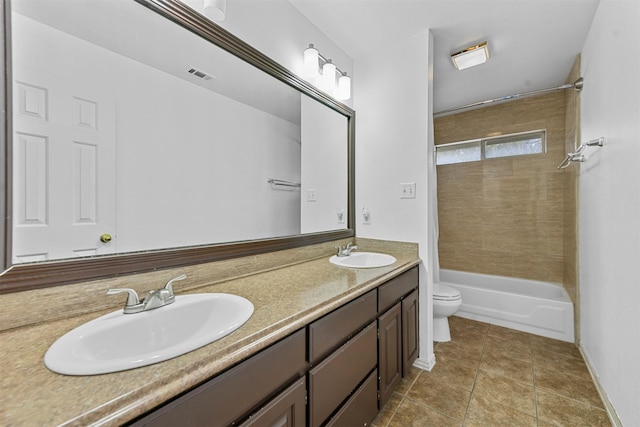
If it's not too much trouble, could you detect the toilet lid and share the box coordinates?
[434,283,461,301]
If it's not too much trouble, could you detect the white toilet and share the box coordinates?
[433,283,462,342]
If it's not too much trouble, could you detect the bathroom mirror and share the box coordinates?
[0,0,355,292]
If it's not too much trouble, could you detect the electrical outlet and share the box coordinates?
[401,182,416,199]
[362,206,371,224]
[306,189,317,202]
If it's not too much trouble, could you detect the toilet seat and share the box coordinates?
[434,283,461,301]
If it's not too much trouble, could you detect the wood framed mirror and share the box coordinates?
[0,0,355,293]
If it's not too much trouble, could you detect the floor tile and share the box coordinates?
[432,349,480,391]
[390,318,609,425]
[534,365,604,408]
[536,389,610,426]
[531,350,591,380]
[530,335,582,359]
[448,322,488,348]
[483,334,532,363]
[449,316,490,333]
[394,366,422,397]
[372,392,403,427]
[488,324,532,347]
[479,352,534,384]
[406,373,472,421]
[472,370,536,416]
[435,339,484,362]
[464,393,537,427]
[387,398,462,427]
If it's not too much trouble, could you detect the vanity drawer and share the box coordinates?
[308,322,377,427]
[325,369,378,427]
[308,289,377,364]
[378,267,418,313]
[131,329,306,427]
[240,378,306,427]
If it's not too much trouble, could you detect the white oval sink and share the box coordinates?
[45,293,253,376]
[330,252,397,269]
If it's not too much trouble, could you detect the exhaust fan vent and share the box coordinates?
[187,67,214,80]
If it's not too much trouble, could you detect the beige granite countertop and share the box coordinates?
[0,239,420,426]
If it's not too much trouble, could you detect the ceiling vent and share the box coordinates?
[187,67,214,80]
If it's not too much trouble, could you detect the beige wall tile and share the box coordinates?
[435,91,573,286]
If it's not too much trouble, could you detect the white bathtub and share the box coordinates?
[440,269,575,342]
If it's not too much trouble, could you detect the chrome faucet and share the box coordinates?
[107,274,187,314]
[335,242,358,257]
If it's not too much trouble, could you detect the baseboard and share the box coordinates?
[578,341,623,426]
[413,354,436,371]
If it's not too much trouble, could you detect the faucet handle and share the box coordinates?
[107,288,143,313]
[163,274,187,297]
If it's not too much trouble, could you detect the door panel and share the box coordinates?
[12,51,116,262]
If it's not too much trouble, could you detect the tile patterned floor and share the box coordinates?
[373,316,611,426]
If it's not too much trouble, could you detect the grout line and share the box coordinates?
[461,323,489,425]
[380,370,423,427]
[530,337,541,426]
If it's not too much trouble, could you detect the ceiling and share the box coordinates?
[288,0,600,113]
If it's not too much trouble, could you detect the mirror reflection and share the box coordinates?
[10,0,348,264]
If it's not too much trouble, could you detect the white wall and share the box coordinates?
[300,95,349,233]
[354,30,435,367]
[579,0,640,424]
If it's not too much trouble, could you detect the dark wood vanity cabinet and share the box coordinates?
[311,266,419,425]
[130,266,419,427]
[378,268,419,408]
[130,329,307,427]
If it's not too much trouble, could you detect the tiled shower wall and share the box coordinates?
[434,91,568,284]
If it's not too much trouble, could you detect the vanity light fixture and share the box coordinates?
[303,44,351,100]
[451,41,489,70]
[203,0,226,21]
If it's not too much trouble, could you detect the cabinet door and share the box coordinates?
[402,288,419,377]
[240,378,306,427]
[378,303,402,408]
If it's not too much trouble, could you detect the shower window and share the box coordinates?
[436,130,546,165]
[435,140,481,165]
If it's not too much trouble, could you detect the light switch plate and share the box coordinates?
[401,182,416,199]
[306,189,317,202]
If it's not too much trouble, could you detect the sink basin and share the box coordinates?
[329,252,397,269]
[44,293,253,375]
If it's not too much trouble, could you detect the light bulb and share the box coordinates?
[303,44,319,79]
[204,0,226,21]
[321,60,336,94]
[336,73,351,100]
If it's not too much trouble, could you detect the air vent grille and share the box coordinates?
[187,67,214,80]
